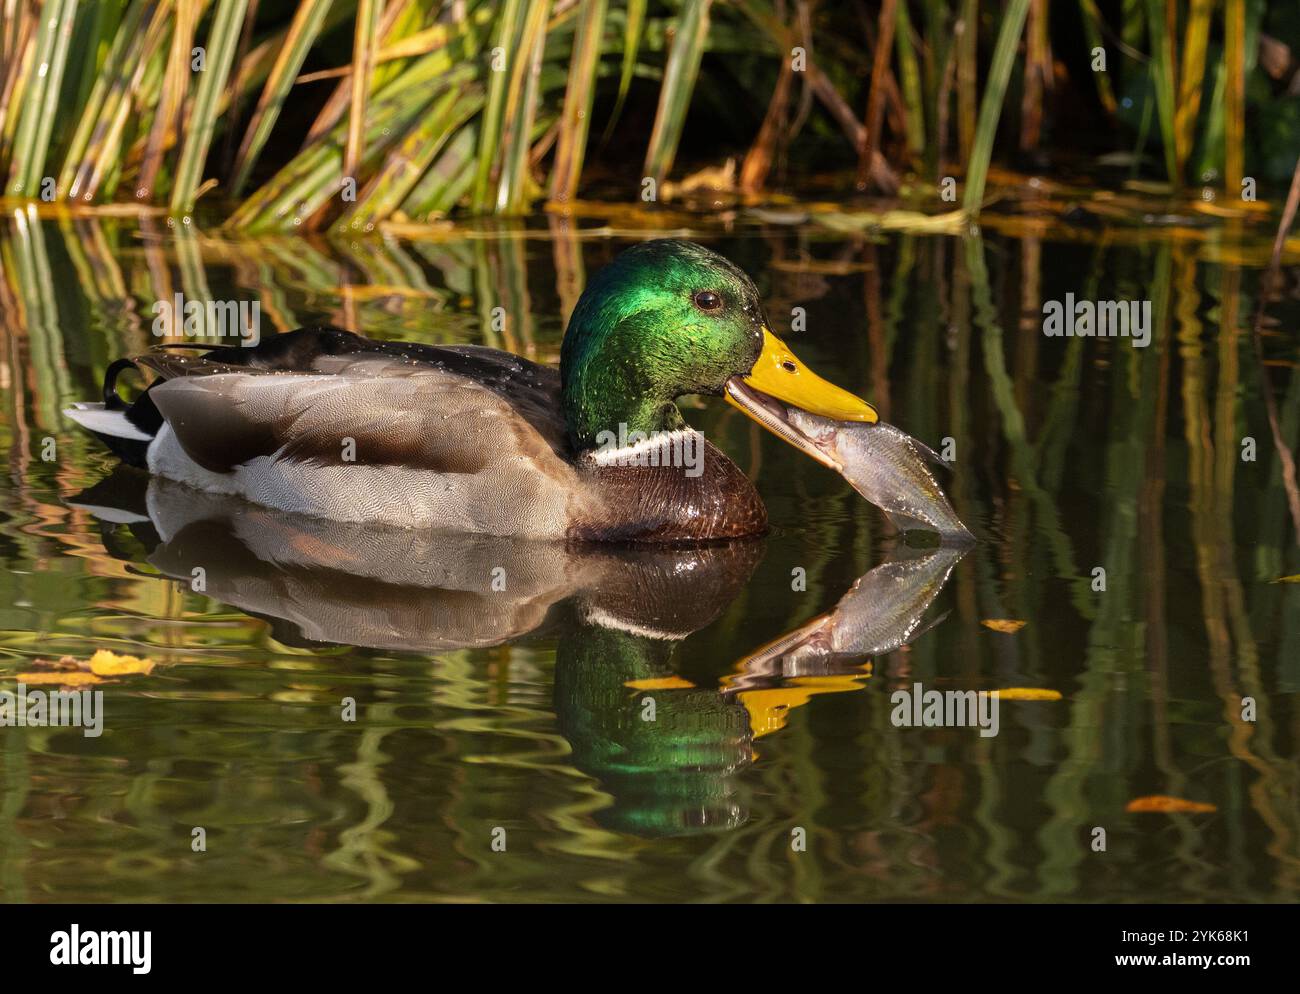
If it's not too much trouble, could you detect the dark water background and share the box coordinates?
[1,206,1297,902]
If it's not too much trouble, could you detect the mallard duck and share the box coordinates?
[66,239,877,542]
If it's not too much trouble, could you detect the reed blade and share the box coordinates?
[1143,0,1178,183]
[170,0,251,212]
[895,0,925,162]
[230,0,335,196]
[56,0,151,199]
[962,0,1030,217]
[336,80,483,231]
[137,0,199,201]
[1076,0,1116,115]
[495,0,549,213]
[856,0,897,190]
[1174,0,1212,178]
[549,0,606,205]
[643,0,712,186]
[344,0,381,186]
[1223,0,1244,191]
[956,0,977,161]
[471,0,526,211]
[8,0,79,197]
[600,0,645,142]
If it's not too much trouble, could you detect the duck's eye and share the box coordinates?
[693,290,723,311]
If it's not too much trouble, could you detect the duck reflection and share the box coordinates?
[73,470,965,837]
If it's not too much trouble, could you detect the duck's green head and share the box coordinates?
[560,240,876,460]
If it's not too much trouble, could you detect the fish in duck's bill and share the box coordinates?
[724,380,973,541]
[788,411,973,541]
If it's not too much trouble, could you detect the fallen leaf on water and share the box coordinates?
[981,619,1027,633]
[1126,796,1217,814]
[7,648,156,686]
[624,676,696,691]
[738,674,866,739]
[14,671,105,687]
[992,688,1063,701]
[88,649,155,676]
[1191,198,1270,218]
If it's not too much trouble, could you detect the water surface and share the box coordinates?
[1,206,1297,902]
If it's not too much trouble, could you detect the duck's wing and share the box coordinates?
[126,327,587,534]
[135,326,573,477]
[138,324,559,405]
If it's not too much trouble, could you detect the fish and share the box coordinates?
[781,406,973,540]
[721,381,972,539]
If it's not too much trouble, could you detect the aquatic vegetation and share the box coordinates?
[0,1,1296,227]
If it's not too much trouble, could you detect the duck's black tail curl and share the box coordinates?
[64,358,165,468]
[102,357,140,409]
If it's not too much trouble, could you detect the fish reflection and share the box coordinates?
[72,471,965,837]
[728,545,965,685]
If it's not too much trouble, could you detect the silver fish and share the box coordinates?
[721,377,972,539]
[785,408,973,540]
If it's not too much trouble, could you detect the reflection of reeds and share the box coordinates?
[1184,249,1300,890]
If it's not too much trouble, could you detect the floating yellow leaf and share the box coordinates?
[981,619,1027,633]
[14,671,104,686]
[738,675,867,739]
[624,676,695,691]
[1191,198,1269,218]
[88,650,156,676]
[992,687,1063,701]
[7,649,156,685]
[1126,796,1217,813]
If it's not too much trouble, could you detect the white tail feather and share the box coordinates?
[64,403,154,442]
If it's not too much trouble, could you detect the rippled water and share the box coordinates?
[0,207,1296,902]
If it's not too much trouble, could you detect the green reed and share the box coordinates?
[0,0,1286,226]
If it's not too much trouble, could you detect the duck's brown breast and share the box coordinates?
[568,440,768,543]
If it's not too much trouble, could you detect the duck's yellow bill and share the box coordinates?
[734,329,878,423]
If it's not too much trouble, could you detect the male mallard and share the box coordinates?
[66,240,877,542]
